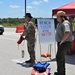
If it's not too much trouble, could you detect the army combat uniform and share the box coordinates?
[22,21,35,65]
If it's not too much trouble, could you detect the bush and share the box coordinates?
[0,18,36,28]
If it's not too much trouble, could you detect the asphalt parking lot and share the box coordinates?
[0,28,75,75]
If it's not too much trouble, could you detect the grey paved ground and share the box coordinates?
[0,28,75,75]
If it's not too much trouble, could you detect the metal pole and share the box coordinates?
[40,45,42,61]
[25,0,26,15]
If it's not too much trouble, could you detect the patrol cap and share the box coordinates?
[24,13,32,18]
[56,11,66,16]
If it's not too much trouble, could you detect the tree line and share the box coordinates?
[0,18,35,27]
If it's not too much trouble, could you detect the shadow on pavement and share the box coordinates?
[36,58,56,62]
[65,55,75,65]
[41,54,75,65]
[16,55,75,68]
[49,55,75,65]
[50,58,56,62]
[17,62,32,68]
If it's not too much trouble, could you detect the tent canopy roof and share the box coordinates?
[52,2,75,16]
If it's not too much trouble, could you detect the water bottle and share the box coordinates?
[22,50,24,58]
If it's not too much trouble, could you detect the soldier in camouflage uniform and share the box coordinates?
[22,13,35,67]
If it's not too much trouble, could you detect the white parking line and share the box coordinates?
[12,59,24,63]
[12,59,31,66]
[0,37,16,41]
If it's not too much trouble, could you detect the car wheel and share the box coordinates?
[0,32,3,35]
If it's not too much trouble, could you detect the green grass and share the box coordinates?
[0,22,25,28]
[72,21,75,31]
[0,18,35,28]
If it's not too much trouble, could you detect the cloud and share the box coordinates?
[32,1,42,5]
[27,6,32,9]
[22,9,30,12]
[43,0,49,2]
[9,5,20,8]
[27,9,30,12]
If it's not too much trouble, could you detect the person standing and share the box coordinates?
[69,15,74,32]
[66,15,75,54]
[54,11,72,75]
[22,13,35,67]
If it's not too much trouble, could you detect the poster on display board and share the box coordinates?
[37,18,55,44]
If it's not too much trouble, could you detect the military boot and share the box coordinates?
[29,60,35,67]
[25,59,32,63]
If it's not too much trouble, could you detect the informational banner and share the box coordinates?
[37,18,55,44]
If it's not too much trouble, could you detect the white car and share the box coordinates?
[0,25,4,35]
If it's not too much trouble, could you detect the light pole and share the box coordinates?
[25,0,26,15]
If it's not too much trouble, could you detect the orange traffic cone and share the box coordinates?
[41,52,51,58]
[31,68,51,75]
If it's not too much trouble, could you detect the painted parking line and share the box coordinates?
[12,58,31,67]
[12,59,24,63]
[0,36,16,41]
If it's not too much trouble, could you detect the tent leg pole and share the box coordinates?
[48,44,51,60]
[55,42,57,57]
[49,44,51,60]
[40,45,42,61]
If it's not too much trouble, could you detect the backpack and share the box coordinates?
[33,62,50,72]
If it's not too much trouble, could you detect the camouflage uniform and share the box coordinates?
[22,21,35,64]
